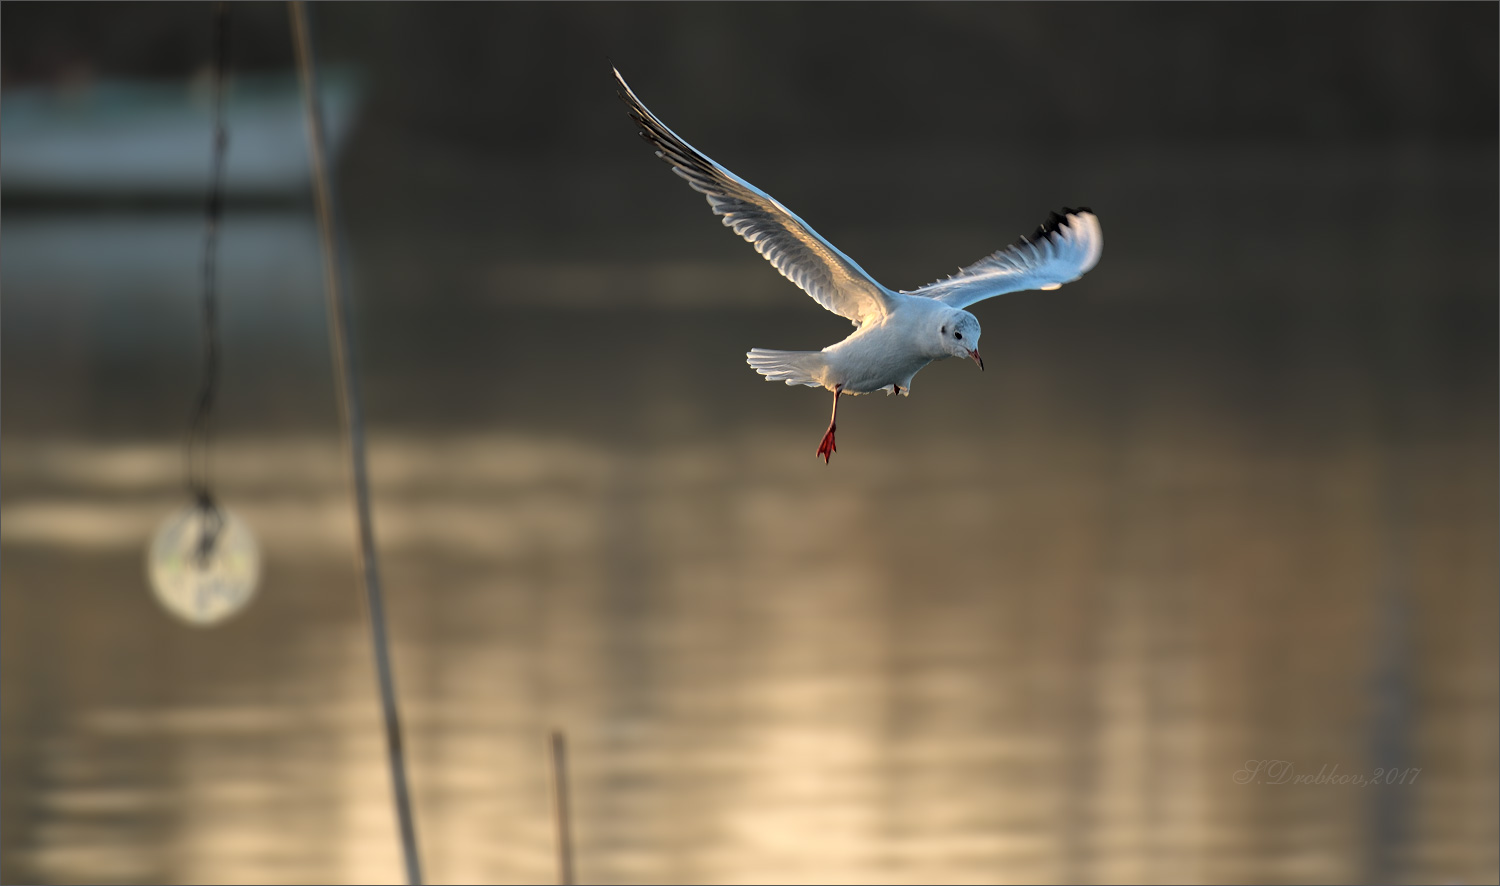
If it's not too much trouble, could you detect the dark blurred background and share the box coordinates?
[2,3,1496,884]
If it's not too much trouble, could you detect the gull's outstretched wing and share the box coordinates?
[616,68,893,328]
[907,209,1102,309]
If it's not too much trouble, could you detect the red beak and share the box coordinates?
[968,349,984,371]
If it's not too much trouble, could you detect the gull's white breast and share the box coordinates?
[823,297,946,394]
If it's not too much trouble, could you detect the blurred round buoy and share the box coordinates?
[147,502,260,626]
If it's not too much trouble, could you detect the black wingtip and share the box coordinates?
[1034,212,1063,240]
[1001,207,1089,252]
[1022,207,1098,242]
[611,64,635,101]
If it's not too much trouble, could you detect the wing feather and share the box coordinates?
[616,68,893,327]
[908,209,1103,309]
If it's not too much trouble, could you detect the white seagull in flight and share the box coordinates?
[616,68,1103,463]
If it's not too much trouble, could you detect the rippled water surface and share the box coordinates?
[4,139,1498,885]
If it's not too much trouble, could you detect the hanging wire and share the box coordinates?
[186,0,232,564]
[288,3,424,883]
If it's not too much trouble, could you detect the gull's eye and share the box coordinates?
[955,332,963,340]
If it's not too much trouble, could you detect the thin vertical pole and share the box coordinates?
[288,3,423,884]
[549,731,576,886]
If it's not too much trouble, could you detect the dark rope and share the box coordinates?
[187,0,231,564]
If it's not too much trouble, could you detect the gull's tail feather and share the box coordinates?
[747,348,828,387]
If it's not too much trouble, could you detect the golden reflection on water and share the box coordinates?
[3,410,1495,884]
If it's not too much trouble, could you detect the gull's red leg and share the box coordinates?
[816,385,842,464]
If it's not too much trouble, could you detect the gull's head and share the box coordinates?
[938,311,983,370]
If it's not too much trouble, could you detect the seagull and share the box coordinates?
[615,68,1103,463]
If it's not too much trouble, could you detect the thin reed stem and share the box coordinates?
[289,4,424,883]
[550,730,576,886]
